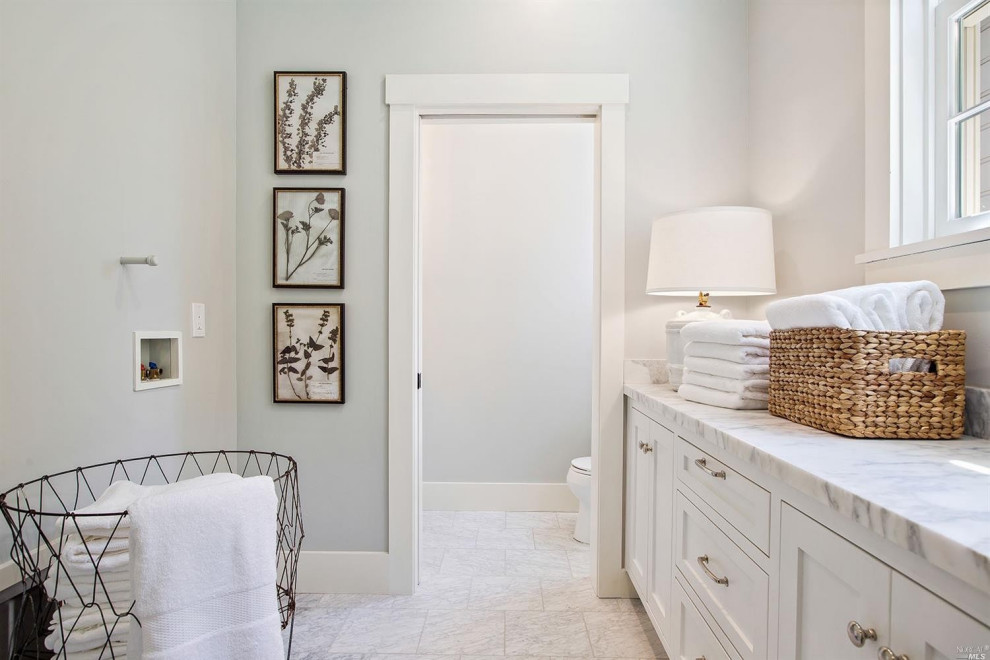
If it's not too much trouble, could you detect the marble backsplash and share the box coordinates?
[624,359,989,439]
[965,386,990,439]
[624,359,668,385]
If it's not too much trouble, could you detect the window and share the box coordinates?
[893,0,990,246]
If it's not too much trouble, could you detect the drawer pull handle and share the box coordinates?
[643,444,653,453]
[847,620,877,647]
[694,457,726,479]
[878,648,909,660]
[697,555,729,586]
[638,440,646,450]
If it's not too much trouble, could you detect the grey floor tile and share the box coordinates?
[534,528,587,552]
[417,609,505,655]
[505,549,571,579]
[566,551,590,578]
[504,611,592,656]
[505,512,558,529]
[422,526,479,549]
[329,609,427,653]
[540,578,624,612]
[476,527,536,550]
[440,549,507,577]
[583,611,666,658]
[391,576,472,610]
[454,511,507,529]
[469,576,543,611]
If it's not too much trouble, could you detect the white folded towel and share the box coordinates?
[683,356,770,380]
[680,320,771,347]
[683,369,768,398]
[68,473,243,537]
[45,616,129,653]
[765,281,945,332]
[127,475,282,660]
[678,384,768,410]
[46,569,131,603]
[64,641,127,660]
[683,341,770,365]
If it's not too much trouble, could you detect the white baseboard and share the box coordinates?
[296,550,390,594]
[423,482,578,512]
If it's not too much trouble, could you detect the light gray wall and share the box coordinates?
[236,0,751,552]
[420,119,594,484]
[0,0,238,551]
[747,0,866,315]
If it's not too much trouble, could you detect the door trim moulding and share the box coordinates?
[385,73,630,596]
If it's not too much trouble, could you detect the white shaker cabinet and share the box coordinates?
[647,421,675,640]
[625,392,990,660]
[888,573,990,660]
[625,405,653,594]
[778,504,892,659]
[624,401,675,643]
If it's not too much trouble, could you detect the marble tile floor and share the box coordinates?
[284,511,667,660]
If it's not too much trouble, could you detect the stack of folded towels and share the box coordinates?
[678,320,772,410]
[44,482,142,659]
[43,472,274,660]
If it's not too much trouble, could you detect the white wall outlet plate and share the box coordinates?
[192,303,206,338]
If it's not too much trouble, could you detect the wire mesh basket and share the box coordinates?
[0,450,304,659]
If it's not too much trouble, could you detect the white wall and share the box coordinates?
[0,0,238,551]
[420,118,594,485]
[747,0,866,316]
[236,0,751,552]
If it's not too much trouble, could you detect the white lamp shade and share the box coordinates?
[646,206,776,296]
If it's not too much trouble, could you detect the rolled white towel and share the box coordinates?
[683,369,768,398]
[830,280,944,331]
[683,341,770,365]
[765,294,874,331]
[766,281,945,332]
[683,356,769,380]
[680,320,771,347]
[678,384,768,410]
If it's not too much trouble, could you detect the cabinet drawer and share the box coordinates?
[675,493,768,660]
[672,578,736,660]
[675,437,770,554]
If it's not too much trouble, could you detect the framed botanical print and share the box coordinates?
[273,303,344,404]
[274,71,346,174]
[273,188,344,288]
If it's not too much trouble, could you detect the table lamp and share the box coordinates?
[646,206,776,388]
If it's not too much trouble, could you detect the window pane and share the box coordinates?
[958,0,990,113]
[956,107,990,217]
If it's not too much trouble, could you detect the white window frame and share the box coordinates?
[859,0,990,287]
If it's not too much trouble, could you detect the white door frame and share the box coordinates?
[385,74,630,597]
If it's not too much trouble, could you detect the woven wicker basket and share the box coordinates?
[768,328,966,439]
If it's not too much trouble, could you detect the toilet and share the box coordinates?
[566,456,592,544]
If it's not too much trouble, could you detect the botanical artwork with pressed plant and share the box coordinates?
[273,304,344,403]
[273,188,344,288]
[275,72,346,174]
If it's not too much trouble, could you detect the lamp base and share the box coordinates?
[665,307,732,389]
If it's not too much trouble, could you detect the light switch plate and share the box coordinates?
[191,303,206,338]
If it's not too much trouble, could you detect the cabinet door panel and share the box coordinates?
[889,573,990,660]
[625,406,652,594]
[778,504,891,660]
[647,422,675,639]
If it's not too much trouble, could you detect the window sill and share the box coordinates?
[856,228,990,289]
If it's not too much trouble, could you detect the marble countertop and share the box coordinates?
[625,383,990,595]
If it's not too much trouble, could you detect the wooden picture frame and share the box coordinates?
[273,187,345,288]
[273,303,345,404]
[274,71,346,174]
